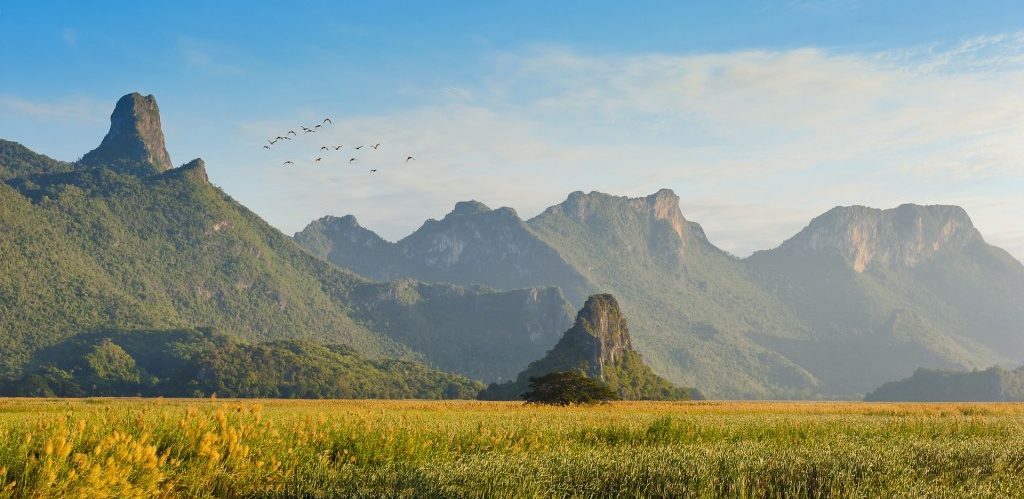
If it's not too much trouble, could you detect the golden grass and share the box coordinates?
[1,398,1024,497]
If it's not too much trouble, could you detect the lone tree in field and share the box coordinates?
[521,371,619,405]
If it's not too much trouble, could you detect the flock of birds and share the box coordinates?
[263,118,414,174]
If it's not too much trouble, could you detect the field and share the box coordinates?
[1,400,1024,497]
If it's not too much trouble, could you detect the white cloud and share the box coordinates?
[179,37,246,76]
[61,28,78,47]
[0,95,106,124]
[218,32,1024,262]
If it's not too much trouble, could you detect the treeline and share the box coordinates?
[0,328,483,399]
[865,366,1024,402]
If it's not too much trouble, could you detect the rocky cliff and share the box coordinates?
[80,92,173,175]
[478,294,699,400]
[769,204,982,272]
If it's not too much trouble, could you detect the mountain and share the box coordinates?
[295,202,592,304]
[0,328,483,399]
[479,294,699,400]
[0,92,573,387]
[299,191,1024,398]
[525,190,816,398]
[864,366,1024,402]
[79,93,173,174]
[299,189,817,398]
[0,139,73,180]
[746,204,1024,393]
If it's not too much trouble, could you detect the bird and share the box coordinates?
[371,143,381,150]
[406,156,415,163]
[304,129,315,134]
[268,139,276,145]
[301,126,310,131]
[282,136,292,140]
[314,157,322,163]
[320,146,329,151]
[263,145,271,150]
[322,118,332,124]
[354,145,363,150]
[275,136,285,140]
[287,130,297,136]
[314,124,322,130]
[333,145,343,151]
[283,160,294,165]
[369,169,377,173]
[349,158,357,163]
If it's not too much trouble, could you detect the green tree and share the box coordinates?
[521,371,619,406]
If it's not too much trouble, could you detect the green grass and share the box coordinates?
[1,399,1024,497]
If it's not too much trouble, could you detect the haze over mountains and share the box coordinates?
[0,93,572,393]
[3,92,1022,400]
[297,184,1024,398]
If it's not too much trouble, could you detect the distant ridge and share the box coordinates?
[300,189,1024,398]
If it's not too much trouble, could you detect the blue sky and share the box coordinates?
[2,1,1023,260]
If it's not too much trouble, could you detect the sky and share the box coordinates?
[2,1,1023,261]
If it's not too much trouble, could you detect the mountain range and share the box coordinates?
[4,92,1022,400]
[0,93,573,390]
[297,183,1024,398]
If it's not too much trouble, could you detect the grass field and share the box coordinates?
[1,399,1023,497]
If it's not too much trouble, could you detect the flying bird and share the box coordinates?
[333,145,343,150]
[263,145,271,150]
[320,146,329,151]
[314,124,322,130]
[369,169,377,173]
[349,158,357,163]
[283,161,294,165]
[354,145,363,150]
[314,157,322,163]
[371,143,381,150]
[287,130,296,136]
[405,156,415,163]
[322,118,332,124]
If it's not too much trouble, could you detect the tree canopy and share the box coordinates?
[521,371,619,406]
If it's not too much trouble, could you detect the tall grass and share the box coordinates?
[0,399,1022,497]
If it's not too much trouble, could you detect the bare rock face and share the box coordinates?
[478,293,698,400]
[779,204,982,272]
[80,93,173,175]
[557,189,687,241]
[559,294,633,377]
[542,188,704,261]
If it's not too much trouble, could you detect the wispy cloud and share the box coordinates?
[61,28,78,47]
[0,94,106,124]
[179,37,246,76]
[224,31,1024,262]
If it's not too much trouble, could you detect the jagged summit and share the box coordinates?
[449,200,491,216]
[160,158,208,184]
[773,203,982,272]
[80,92,172,175]
[478,294,699,400]
[293,214,388,263]
[558,294,633,378]
[550,189,686,238]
